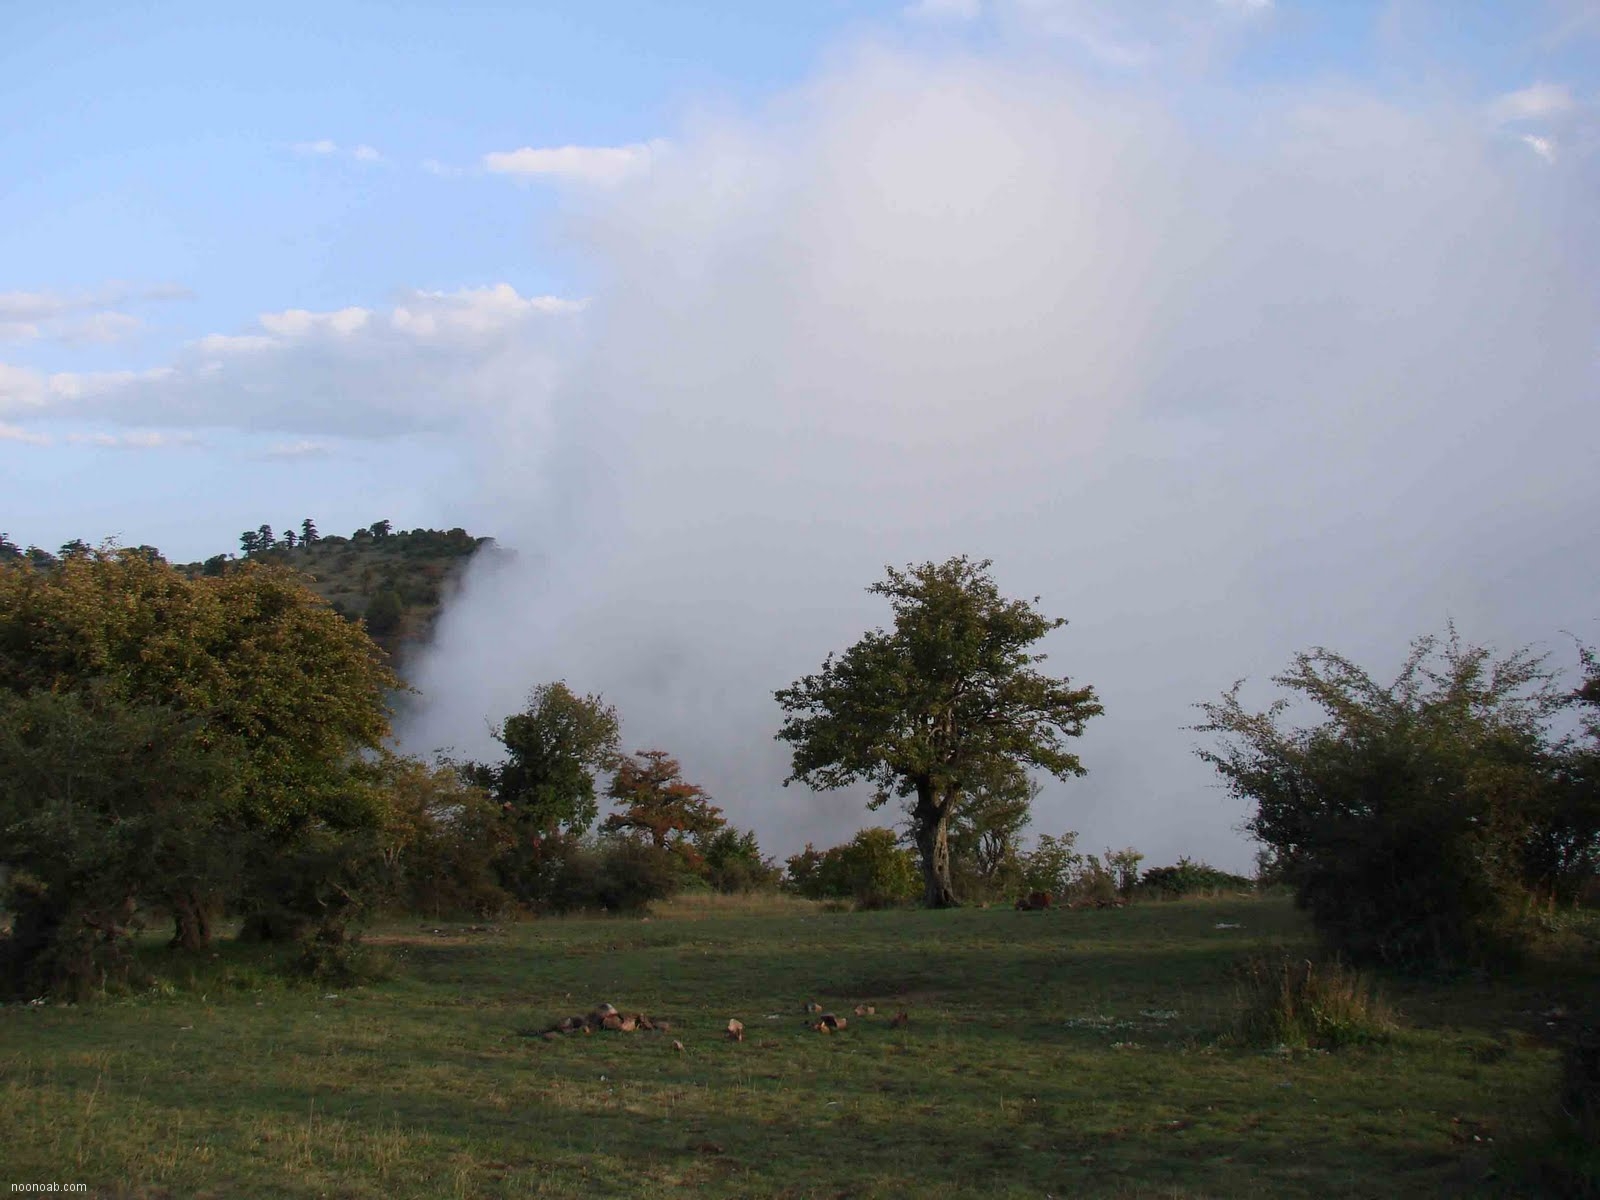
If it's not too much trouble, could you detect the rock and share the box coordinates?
[619,1017,638,1032]
[811,1021,832,1034]
[818,1012,846,1031]
[804,1000,824,1014]
[601,1014,624,1031]
[593,1002,619,1017]
[636,1015,655,1031]
[853,1004,876,1017]
[726,1019,745,1042]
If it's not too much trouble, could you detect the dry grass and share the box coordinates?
[1232,952,1398,1049]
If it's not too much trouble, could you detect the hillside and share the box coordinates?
[183,521,502,667]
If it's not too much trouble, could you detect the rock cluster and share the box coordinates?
[540,1001,672,1041]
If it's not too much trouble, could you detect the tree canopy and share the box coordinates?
[603,749,724,856]
[775,556,1102,906]
[470,682,622,837]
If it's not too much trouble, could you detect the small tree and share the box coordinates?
[949,762,1036,900]
[1196,629,1566,968]
[776,557,1102,907]
[257,524,273,549]
[282,529,297,549]
[300,518,319,546]
[604,749,724,861]
[695,826,781,893]
[240,529,260,557]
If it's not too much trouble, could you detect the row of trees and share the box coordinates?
[0,544,783,996]
[772,556,1597,967]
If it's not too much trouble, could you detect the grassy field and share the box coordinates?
[1,894,1594,1198]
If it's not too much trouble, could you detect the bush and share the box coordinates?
[1232,954,1398,1049]
[533,836,683,914]
[1197,631,1574,969]
[1142,857,1256,899]
[696,827,781,894]
[786,829,919,908]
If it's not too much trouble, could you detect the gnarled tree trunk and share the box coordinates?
[168,889,214,951]
[913,782,958,908]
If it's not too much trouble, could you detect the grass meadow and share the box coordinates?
[2,894,1595,1198]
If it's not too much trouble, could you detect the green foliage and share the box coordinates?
[949,762,1035,901]
[1197,628,1576,968]
[1232,953,1398,1049]
[1142,857,1256,898]
[468,682,621,847]
[363,587,404,636]
[0,689,241,999]
[532,835,683,913]
[0,546,398,832]
[776,556,1102,907]
[694,826,781,893]
[786,828,920,908]
[370,754,512,918]
[1104,847,1145,896]
[1018,833,1085,898]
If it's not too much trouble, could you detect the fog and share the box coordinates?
[401,41,1600,872]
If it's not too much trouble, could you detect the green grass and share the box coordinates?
[2,896,1594,1198]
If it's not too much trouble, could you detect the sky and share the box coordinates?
[3,1,1598,869]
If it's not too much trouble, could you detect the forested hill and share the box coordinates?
[186,521,501,664]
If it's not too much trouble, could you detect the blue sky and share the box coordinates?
[2,2,1593,558]
[4,2,1599,862]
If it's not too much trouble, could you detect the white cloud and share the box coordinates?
[391,45,1600,876]
[422,158,465,177]
[263,439,333,459]
[57,311,143,345]
[1522,133,1558,162]
[0,285,583,439]
[259,306,371,337]
[1216,0,1271,13]
[0,284,183,345]
[483,140,667,186]
[63,430,204,450]
[1489,82,1576,124]
[0,421,51,446]
[292,139,384,164]
[904,0,983,21]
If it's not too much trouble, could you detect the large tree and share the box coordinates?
[0,546,399,947]
[775,556,1103,907]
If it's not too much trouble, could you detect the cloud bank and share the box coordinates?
[399,43,1600,870]
[0,285,583,439]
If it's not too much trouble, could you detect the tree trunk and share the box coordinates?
[912,782,958,908]
[169,890,213,951]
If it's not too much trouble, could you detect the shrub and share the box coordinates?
[1232,953,1398,1049]
[1142,857,1256,899]
[786,829,919,908]
[537,836,682,914]
[1197,631,1574,969]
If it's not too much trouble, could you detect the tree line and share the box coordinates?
[1,541,1595,1001]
